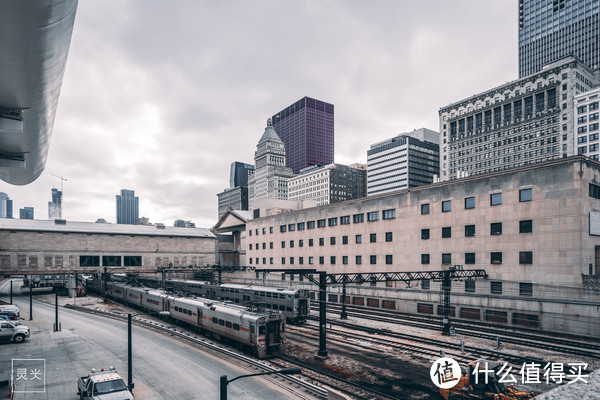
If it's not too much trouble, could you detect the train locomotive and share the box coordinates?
[109,275,310,323]
[93,280,285,359]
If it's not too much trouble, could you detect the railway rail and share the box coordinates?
[315,303,600,359]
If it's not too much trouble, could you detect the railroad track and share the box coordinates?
[65,304,328,399]
[314,304,600,359]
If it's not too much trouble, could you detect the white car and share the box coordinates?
[0,321,30,343]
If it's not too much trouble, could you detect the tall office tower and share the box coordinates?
[229,162,254,188]
[217,186,249,218]
[367,128,440,196]
[288,163,367,206]
[19,207,34,219]
[439,57,598,181]
[116,189,139,225]
[248,119,294,210]
[271,96,334,174]
[48,188,62,219]
[0,192,12,218]
[574,87,600,160]
[519,0,599,78]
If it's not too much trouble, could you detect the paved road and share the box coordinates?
[0,279,308,399]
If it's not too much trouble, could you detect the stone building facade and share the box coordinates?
[0,219,216,274]
[242,156,600,336]
[439,57,599,181]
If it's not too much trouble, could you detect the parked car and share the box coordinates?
[0,321,30,343]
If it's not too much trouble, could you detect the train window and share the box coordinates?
[254,291,259,296]
[212,317,218,323]
[226,321,232,328]
[188,310,192,315]
[259,326,265,335]
[233,324,240,331]
[260,292,265,297]
[250,325,255,334]
[286,307,292,311]
[266,292,272,298]
[235,289,239,293]
[279,305,285,311]
[219,319,225,326]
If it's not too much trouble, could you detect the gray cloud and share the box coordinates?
[0,0,517,227]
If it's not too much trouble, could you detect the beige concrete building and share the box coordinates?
[243,156,600,336]
[0,219,216,274]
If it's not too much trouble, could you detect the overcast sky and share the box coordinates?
[0,1,518,228]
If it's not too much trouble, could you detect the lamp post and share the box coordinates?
[220,367,301,400]
[127,311,170,392]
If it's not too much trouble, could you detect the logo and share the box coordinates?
[430,357,461,389]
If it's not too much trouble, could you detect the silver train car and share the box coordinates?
[99,281,284,358]
[110,275,310,323]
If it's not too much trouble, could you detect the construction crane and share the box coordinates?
[51,174,67,192]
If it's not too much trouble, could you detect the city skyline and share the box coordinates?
[0,1,518,227]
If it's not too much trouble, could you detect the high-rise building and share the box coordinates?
[367,128,440,195]
[217,186,249,219]
[271,96,334,174]
[574,87,600,160]
[288,163,367,206]
[116,189,139,225]
[20,207,34,219]
[519,0,599,78]
[48,188,62,219]
[439,57,598,181]
[248,119,294,210]
[0,192,12,218]
[229,162,254,188]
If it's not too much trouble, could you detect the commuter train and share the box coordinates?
[107,275,310,323]
[99,281,284,359]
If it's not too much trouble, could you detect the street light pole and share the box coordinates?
[220,367,301,400]
[9,280,13,304]
[29,280,32,321]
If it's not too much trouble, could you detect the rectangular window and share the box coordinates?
[269,226,273,233]
[465,253,475,264]
[356,255,362,264]
[281,257,285,265]
[307,221,315,229]
[421,254,430,264]
[281,241,285,248]
[367,211,379,222]
[80,255,100,267]
[460,308,481,320]
[299,239,304,247]
[370,233,377,243]
[490,192,502,206]
[319,256,324,265]
[421,228,430,240]
[465,224,475,237]
[519,220,532,233]
[288,224,295,231]
[465,280,475,293]
[421,204,430,215]
[491,252,502,264]
[519,282,533,296]
[280,225,287,233]
[485,310,508,323]
[290,257,294,265]
[319,238,324,246]
[442,200,451,212]
[330,256,336,265]
[519,188,532,202]
[519,251,533,264]
[385,232,392,242]
[299,257,304,265]
[370,255,376,264]
[308,238,313,247]
[442,227,451,238]
[490,222,502,235]
[385,255,393,265]
[340,215,350,225]
[355,234,362,244]
[342,235,348,245]
[124,256,142,267]
[382,209,396,219]
[512,313,539,328]
[590,183,600,199]
[317,219,326,228]
[290,240,295,248]
[328,217,338,226]
[309,257,313,265]
[102,256,121,266]
[353,213,364,223]
[417,303,434,315]
[490,281,503,294]
[421,279,430,290]
[297,222,305,230]
[464,197,475,209]
[442,253,451,264]
[342,256,348,265]
[330,237,336,245]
